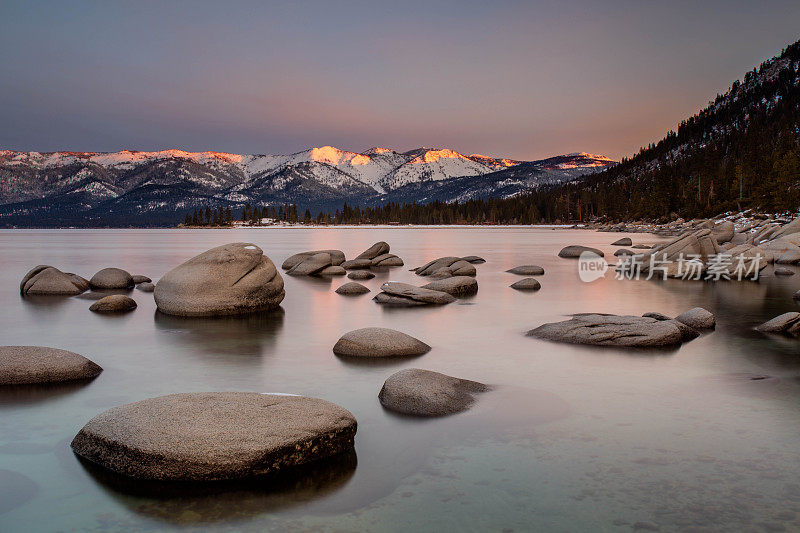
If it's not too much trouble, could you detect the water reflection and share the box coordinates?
[75,451,357,524]
[153,308,285,357]
[0,469,38,515]
[0,379,100,407]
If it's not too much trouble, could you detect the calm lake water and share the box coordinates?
[1,227,800,532]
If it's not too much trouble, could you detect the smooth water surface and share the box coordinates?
[1,227,799,532]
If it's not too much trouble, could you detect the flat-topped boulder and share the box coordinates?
[527,314,685,348]
[674,307,715,329]
[355,241,390,260]
[0,346,102,385]
[506,265,544,276]
[70,392,357,481]
[281,250,345,270]
[132,275,151,284]
[558,245,605,258]
[374,282,456,306]
[335,282,370,295]
[611,238,632,246]
[348,270,375,280]
[632,244,652,249]
[155,243,284,317]
[89,268,135,290]
[421,276,478,296]
[20,265,87,296]
[756,312,800,335]
[89,295,137,313]
[333,327,431,358]
[378,369,490,417]
[510,278,541,291]
[136,282,155,293]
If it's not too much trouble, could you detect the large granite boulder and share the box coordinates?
[712,220,735,244]
[373,282,456,306]
[0,346,102,385]
[558,246,605,258]
[527,314,684,348]
[335,282,370,295]
[89,295,137,313]
[154,243,284,317]
[71,393,357,481]
[348,270,375,280]
[638,229,724,278]
[89,268,135,290]
[674,307,715,329]
[755,312,800,336]
[332,327,431,358]
[506,265,544,276]
[281,250,345,270]
[611,238,632,246]
[449,260,477,276]
[378,369,490,417]
[421,276,478,296]
[510,278,541,291]
[355,242,390,260]
[20,265,87,296]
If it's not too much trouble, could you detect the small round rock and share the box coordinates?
[70,392,357,481]
[348,270,375,280]
[379,368,490,417]
[510,278,541,291]
[507,265,544,276]
[89,295,137,313]
[90,268,135,290]
[674,307,715,329]
[335,282,370,295]
[136,282,155,292]
[333,327,431,358]
[0,346,102,385]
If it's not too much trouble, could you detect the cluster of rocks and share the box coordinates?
[506,264,545,291]
[527,307,715,348]
[283,242,403,278]
[373,281,457,307]
[412,256,481,279]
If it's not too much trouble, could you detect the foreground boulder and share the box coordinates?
[89,295,137,313]
[558,245,605,258]
[281,250,345,270]
[348,270,375,280]
[421,276,478,296]
[506,265,544,276]
[510,278,541,291]
[0,346,102,385]
[335,282,370,295]
[155,243,284,317]
[527,314,685,348]
[70,392,356,481]
[611,238,632,246]
[674,307,715,329]
[755,312,800,336]
[378,369,490,417]
[374,282,456,306]
[333,327,431,358]
[89,268,135,290]
[20,265,87,296]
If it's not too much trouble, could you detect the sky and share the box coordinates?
[1,1,799,161]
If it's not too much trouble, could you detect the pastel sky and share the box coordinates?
[2,0,799,160]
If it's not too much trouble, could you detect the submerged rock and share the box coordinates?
[335,282,370,295]
[674,307,715,329]
[611,238,632,246]
[89,295,137,313]
[347,270,375,280]
[421,276,478,296]
[461,255,486,264]
[510,278,541,291]
[374,282,456,306]
[154,243,284,317]
[132,275,152,284]
[70,392,357,481]
[333,327,431,358]
[89,268,135,290]
[20,265,87,296]
[558,245,605,258]
[136,282,155,293]
[527,314,684,348]
[755,312,800,335]
[378,369,490,417]
[506,265,544,276]
[0,346,102,385]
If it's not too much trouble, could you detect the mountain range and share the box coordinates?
[0,146,614,226]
